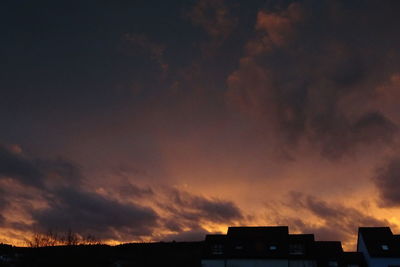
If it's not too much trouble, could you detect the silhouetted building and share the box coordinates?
[357,227,400,267]
[3,226,400,267]
[202,226,367,267]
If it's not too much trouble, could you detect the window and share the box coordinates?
[269,245,277,251]
[328,261,338,267]
[289,243,305,255]
[381,244,389,250]
[211,244,223,255]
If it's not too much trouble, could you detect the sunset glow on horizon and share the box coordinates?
[1,0,400,251]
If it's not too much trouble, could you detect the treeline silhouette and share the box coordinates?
[25,229,100,247]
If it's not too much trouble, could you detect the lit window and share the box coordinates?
[269,245,277,251]
[381,244,389,250]
[328,261,338,267]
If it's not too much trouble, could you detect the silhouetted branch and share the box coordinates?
[26,229,101,247]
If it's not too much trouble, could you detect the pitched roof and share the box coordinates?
[358,227,400,257]
[225,226,289,259]
[313,241,343,257]
[227,226,289,241]
[203,226,345,260]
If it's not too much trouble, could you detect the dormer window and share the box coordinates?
[381,244,389,250]
[269,245,277,251]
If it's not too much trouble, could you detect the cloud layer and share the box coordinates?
[0,143,244,243]
[374,158,400,207]
[2,0,400,246]
[226,0,400,158]
[269,192,392,248]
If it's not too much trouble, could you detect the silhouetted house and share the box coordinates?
[342,252,368,267]
[357,227,400,267]
[313,241,366,267]
[202,226,367,267]
[313,241,343,267]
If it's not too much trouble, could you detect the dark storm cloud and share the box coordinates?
[227,0,400,158]
[272,192,390,243]
[0,144,81,188]
[172,189,243,223]
[159,189,243,232]
[0,142,247,241]
[32,188,158,240]
[0,145,44,187]
[374,158,400,207]
[0,143,160,240]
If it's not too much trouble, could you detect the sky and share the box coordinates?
[1,0,400,249]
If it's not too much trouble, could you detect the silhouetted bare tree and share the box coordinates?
[61,229,79,246]
[26,229,100,247]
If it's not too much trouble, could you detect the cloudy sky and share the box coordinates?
[1,0,400,249]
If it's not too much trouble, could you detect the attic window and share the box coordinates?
[381,244,389,250]
[269,245,277,251]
